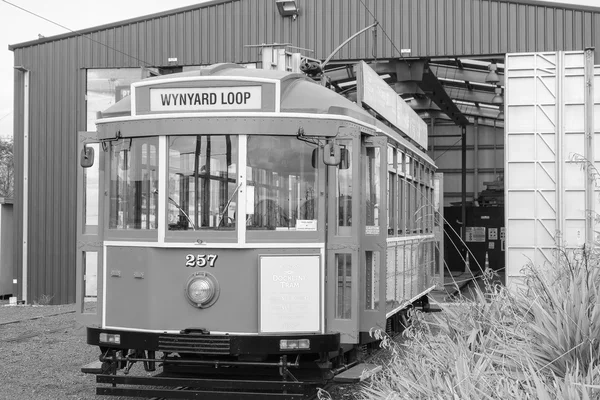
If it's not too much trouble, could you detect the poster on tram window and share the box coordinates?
[259,255,320,333]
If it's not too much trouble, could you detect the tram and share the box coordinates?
[77,61,439,397]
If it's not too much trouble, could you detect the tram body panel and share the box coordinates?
[102,247,322,333]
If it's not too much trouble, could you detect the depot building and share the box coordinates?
[8,0,600,304]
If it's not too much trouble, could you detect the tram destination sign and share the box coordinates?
[356,61,428,149]
[150,86,262,112]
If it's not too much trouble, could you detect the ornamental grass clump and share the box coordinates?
[357,246,600,400]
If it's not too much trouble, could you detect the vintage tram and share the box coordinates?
[77,62,439,398]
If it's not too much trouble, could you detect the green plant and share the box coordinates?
[356,245,600,400]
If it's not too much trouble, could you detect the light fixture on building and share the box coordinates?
[486,63,500,84]
[492,87,504,104]
[276,0,299,19]
[497,110,504,119]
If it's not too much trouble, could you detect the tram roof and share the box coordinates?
[99,64,434,160]
[100,64,377,127]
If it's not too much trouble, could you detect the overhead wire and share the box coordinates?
[357,0,405,61]
[0,111,12,122]
[1,0,153,67]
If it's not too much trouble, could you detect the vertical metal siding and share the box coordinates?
[9,0,600,304]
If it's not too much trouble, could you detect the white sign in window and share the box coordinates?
[259,255,320,333]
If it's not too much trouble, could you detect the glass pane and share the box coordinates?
[247,136,318,231]
[83,251,97,314]
[387,145,395,172]
[395,244,405,301]
[365,251,380,311]
[83,143,100,232]
[364,147,381,227]
[335,253,352,319]
[388,172,394,235]
[386,246,396,312]
[398,175,404,235]
[337,141,353,235]
[168,135,238,230]
[404,243,412,299]
[412,243,420,296]
[109,137,159,230]
[86,69,142,131]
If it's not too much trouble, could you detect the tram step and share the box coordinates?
[333,363,382,384]
[81,361,103,374]
[96,374,308,399]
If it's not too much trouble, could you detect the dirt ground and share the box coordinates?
[0,302,365,400]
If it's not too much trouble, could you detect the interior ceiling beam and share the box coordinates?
[420,111,504,128]
[429,63,505,86]
[438,78,496,93]
[410,98,501,120]
[418,67,470,126]
[443,86,499,105]
[394,81,425,95]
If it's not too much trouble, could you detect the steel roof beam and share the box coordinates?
[418,67,470,126]
[420,111,504,128]
[442,86,499,105]
[437,78,497,92]
[410,98,502,120]
[429,63,505,86]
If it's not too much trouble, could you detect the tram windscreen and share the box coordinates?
[109,137,158,230]
[168,135,238,230]
[247,136,318,230]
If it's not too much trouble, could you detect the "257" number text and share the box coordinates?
[185,254,218,268]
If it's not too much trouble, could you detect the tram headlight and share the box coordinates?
[99,333,121,345]
[280,339,310,350]
[185,272,220,308]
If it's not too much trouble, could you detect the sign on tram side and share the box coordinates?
[355,61,428,150]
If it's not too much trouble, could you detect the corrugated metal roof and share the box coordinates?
[10,0,600,63]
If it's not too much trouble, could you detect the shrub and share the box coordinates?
[357,246,600,400]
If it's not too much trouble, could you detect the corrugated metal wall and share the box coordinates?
[10,0,600,304]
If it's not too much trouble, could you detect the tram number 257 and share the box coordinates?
[185,254,218,268]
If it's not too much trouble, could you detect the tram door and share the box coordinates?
[76,132,104,327]
[325,129,360,344]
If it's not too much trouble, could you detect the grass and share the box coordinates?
[356,246,600,400]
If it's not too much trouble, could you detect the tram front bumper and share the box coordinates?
[87,327,340,356]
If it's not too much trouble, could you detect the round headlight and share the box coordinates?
[185,272,219,308]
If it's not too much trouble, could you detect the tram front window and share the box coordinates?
[168,135,238,230]
[109,137,158,230]
[247,136,318,230]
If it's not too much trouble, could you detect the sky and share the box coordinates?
[1,0,599,139]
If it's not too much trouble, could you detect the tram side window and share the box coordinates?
[405,155,414,234]
[337,140,353,236]
[109,138,158,230]
[417,161,424,233]
[364,147,381,228]
[168,135,238,230]
[247,136,318,231]
[387,145,396,236]
[398,152,405,235]
[365,250,380,310]
[335,253,352,319]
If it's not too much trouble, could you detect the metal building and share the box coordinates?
[9,0,600,304]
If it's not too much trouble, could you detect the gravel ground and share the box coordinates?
[0,302,104,400]
[0,302,366,400]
